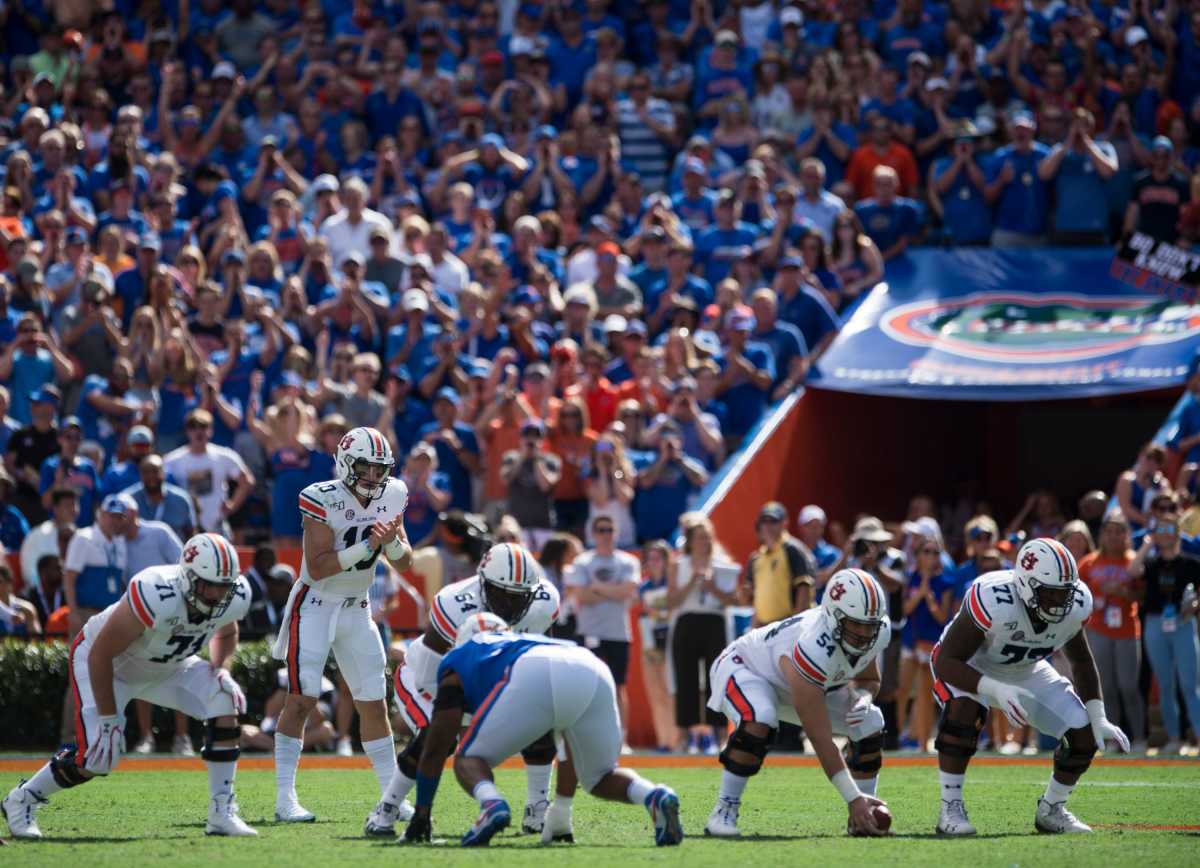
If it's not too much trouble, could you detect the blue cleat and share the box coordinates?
[646,786,683,847]
[462,799,511,847]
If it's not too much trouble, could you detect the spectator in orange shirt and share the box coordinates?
[844,114,919,201]
[1078,511,1146,750]
[550,396,598,536]
[566,345,620,432]
[475,370,527,521]
[520,361,561,428]
[616,346,669,414]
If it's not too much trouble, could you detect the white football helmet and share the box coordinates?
[179,532,240,619]
[336,426,394,501]
[478,542,541,625]
[1014,537,1078,623]
[454,612,510,647]
[821,568,887,654]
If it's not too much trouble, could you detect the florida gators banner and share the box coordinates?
[809,249,1200,401]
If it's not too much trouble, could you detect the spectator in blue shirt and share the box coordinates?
[39,417,100,527]
[693,30,754,128]
[774,256,842,358]
[99,425,156,497]
[985,111,1052,246]
[400,442,452,547]
[854,165,924,260]
[796,100,858,190]
[796,503,844,589]
[1038,109,1119,245]
[646,241,714,335]
[717,310,775,445]
[417,388,480,511]
[670,158,717,232]
[930,124,993,245]
[0,314,74,425]
[749,288,809,400]
[695,190,759,286]
[632,420,709,543]
[860,65,918,146]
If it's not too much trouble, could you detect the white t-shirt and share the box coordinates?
[318,208,395,267]
[163,444,249,532]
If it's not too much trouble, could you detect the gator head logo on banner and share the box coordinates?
[881,293,1200,364]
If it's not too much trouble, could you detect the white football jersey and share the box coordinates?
[947,570,1092,678]
[404,574,560,695]
[298,476,409,596]
[732,606,891,694]
[82,564,251,682]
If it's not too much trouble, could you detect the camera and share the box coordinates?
[853,538,872,558]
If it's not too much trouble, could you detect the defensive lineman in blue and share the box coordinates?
[401,614,683,848]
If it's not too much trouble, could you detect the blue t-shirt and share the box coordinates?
[100,459,141,498]
[417,421,479,511]
[719,341,776,437]
[986,143,1052,234]
[931,156,992,244]
[694,222,759,285]
[269,447,323,539]
[77,375,137,461]
[854,197,923,252]
[796,122,858,186]
[440,633,574,711]
[1051,143,1117,235]
[0,503,29,552]
[751,323,808,385]
[903,570,953,645]
[671,191,716,232]
[402,471,450,545]
[39,455,100,527]
[393,398,435,458]
[5,349,55,424]
[779,286,841,353]
[631,451,700,543]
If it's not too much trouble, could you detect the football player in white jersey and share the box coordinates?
[364,541,561,838]
[272,426,413,822]
[703,568,893,838]
[931,538,1130,836]
[3,533,255,839]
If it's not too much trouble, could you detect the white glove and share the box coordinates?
[85,714,124,775]
[1086,699,1130,752]
[845,689,874,727]
[215,667,247,716]
[977,675,1035,728]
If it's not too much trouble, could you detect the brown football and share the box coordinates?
[872,804,893,833]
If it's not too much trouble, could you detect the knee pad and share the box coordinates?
[719,726,771,777]
[520,731,557,766]
[397,728,427,779]
[1054,729,1096,776]
[50,747,91,788]
[844,731,884,775]
[934,699,986,759]
[201,719,242,763]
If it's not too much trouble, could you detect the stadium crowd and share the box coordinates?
[0,0,1199,757]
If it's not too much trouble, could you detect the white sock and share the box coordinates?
[857,775,878,797]
[207,760,237,799]
[626,775,655,806]
[23,763,63,801]
[939,771,965,803]
[718,770,748,803]
[383,768,416,805]
[274,733,303,801]
[1043,776,1075,805]
[362,736,397,796]
[553,794,573,812]
[526,763,552,805]
[472,780,502,806]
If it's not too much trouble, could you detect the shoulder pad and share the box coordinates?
[127,568,184,630]
[430,582,475,644]
[299,480,341,524]
[385,477,409,511]
[789,631,829,688]
[964,574,1020,632]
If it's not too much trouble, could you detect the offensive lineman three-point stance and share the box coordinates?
[932,538,1130,835]
[3,533,256,839]
[401,613,683,848]
[704,568,894,837]
[364,541,561,837]
[272,426,413,822]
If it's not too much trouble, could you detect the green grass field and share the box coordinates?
[3,760,1199,866]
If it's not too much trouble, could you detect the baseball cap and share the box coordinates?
[908,51,932,69]
[596,241,620,258]
[434,386,462,406]
[468,359,492,379]
[520,418,546,436]
[31,386,61,406]
[563,285,593,307]
[603,314,628,334]
[481,49,504,66]
[588,215,613,235]
[60,415,83,432]
[1125,25,1149,47]
[758,501,787,523]
[683,157,707,176]
[534,124,557,141]
[480,132,505,150]
[402,288,430,312]
[1012,111,1036,129]
[851,516,892,543]
[1153,134,1174,152]
[780,7,803,26]
[138,232,161,252]
[798,504,827,526]
[624,319,648,337]
[268,564,297,584]
[222,248,245,266]
[714,29,739,47]
[65,226,88,245]
[128,425,154,447]
[728,312,756,332]
[512,286,541,307]
[925,76,949,91]
[778,255,803,269]
[312,174,340,194]
[101,493,135,515]
[901,516,944,544]
[342,250,365,267]
[212,61,236,80]
[410,442,437,461]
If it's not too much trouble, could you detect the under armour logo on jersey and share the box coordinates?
[1021,551,1038,571]
[377,505,387,513]
[183,546,199,563]
[828,582,846,601]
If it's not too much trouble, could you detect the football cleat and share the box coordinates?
[172,734,196,757]
[336,737,354,758]
[364,799,415,837]
[1035,799,1091,834]
[646,786,683,846]
[704,797,740,837]
[274,798,317,823]
[206,792,258,837]
[540,799,574,844]
[522,799,549,834]
[132,736,155,754]
[462,799,511,847]
[2,783,46,840]
[936,799,977,836]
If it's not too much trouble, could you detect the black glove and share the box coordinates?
[404,810,432,843]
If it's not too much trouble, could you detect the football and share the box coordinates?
[872,804,893,833]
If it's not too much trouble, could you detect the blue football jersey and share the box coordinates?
[438,633,576,710]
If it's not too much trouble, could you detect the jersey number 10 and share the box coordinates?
[342,527,383,571]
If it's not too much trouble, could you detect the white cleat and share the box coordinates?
[274,798,317,823]
[1035,799,1091,834]
[336,737,354,757]
[540,799,574,844]
[172,735,196,757]
[936,799,977,836]
[364,799,414,837]
[132,737,155,754]
[522,799,549,834]
[206,792,258,836]
[2,783,46,840]
[704,798,741,837]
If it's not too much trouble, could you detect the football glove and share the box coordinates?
[404,811,432,843]
[215,667,247,715]
[977,675,1034,728]
[85,714,124,775]
[1086,699,1130,752]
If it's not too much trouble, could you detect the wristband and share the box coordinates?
[337,539,376,570]
[385,539,412,562]
[831,769,861,804]
[415,772,440,809]
[1085,698,1106,724]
